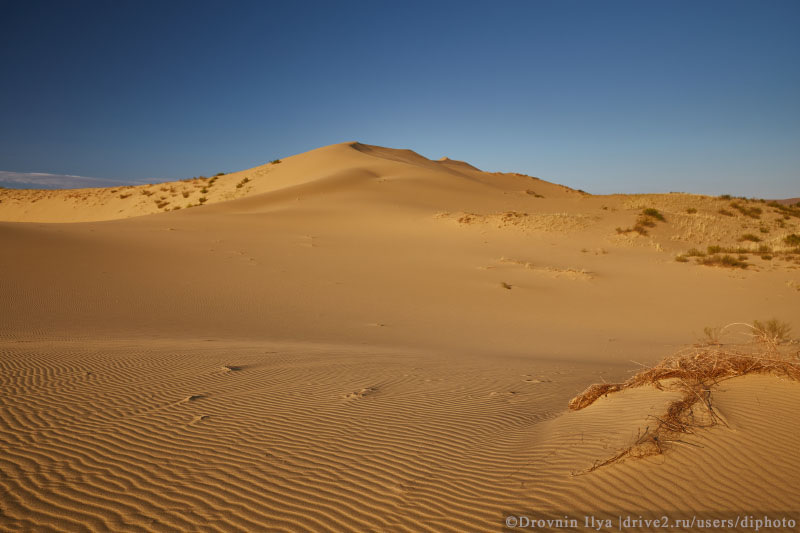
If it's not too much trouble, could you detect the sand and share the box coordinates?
[1,142,799,532]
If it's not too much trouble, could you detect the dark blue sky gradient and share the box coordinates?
[1,1,798,196]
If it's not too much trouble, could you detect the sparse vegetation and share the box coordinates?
[686,207,697,214]
[526,189,544,198]
[641,208,665,221]
[675,255,689,262]
[768,201,800,218]
[738,233,761,242]
[616,208,667,236]
[271,159,282,164]
[699,254,749,269]
[119,193,131,199]
[730,201,762,219]
[198,197,207,204]
[719,194,732,200]
[718,208,734,217]
[140,190,154,196]
[785,234,800,247]
[236,177,250,189]
[182,191,190,198]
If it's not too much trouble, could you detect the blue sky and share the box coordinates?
[1,1,798,196]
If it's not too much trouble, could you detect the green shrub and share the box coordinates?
[642,208,666,221]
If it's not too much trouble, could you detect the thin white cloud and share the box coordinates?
[0,171,156,190]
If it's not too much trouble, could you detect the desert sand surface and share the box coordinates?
[1,142,799,532]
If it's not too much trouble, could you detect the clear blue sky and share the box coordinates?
[1,1,798,196]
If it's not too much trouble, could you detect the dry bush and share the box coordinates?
[570,321,797,474]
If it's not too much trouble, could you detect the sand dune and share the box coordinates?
[1,142,799,531]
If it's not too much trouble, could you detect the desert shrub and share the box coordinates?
[703,326,721,345]
[718,209,734,216]
[271,159,282,164]
[707,245,723,254]
[785,234,800,246]
[762,254,773,260]
[686,207,697,214]
[685,248,705,257]
[198,197,207,204]
[119,193,131,199]
[752,319,792,345]
[214,172,225,176]
[675,255,689,262]
[738,233,761,242]
[641,208,665,221]
[719,194,732,200]
[182,191,190,198]
[700,254,748,269]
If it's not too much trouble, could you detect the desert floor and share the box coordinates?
[2,142,799,532]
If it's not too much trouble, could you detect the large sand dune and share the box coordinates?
[1,142,799,531]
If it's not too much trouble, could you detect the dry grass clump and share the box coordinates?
[730,201,762,219]
[768,202,800,219]
[616,208,667,236]
[570,321,797,474]
[699,254,749,269]
[738,233,761,242]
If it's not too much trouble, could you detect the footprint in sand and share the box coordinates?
[344,387,378,400]
[188,415,209,426]
[175,394,206,406]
